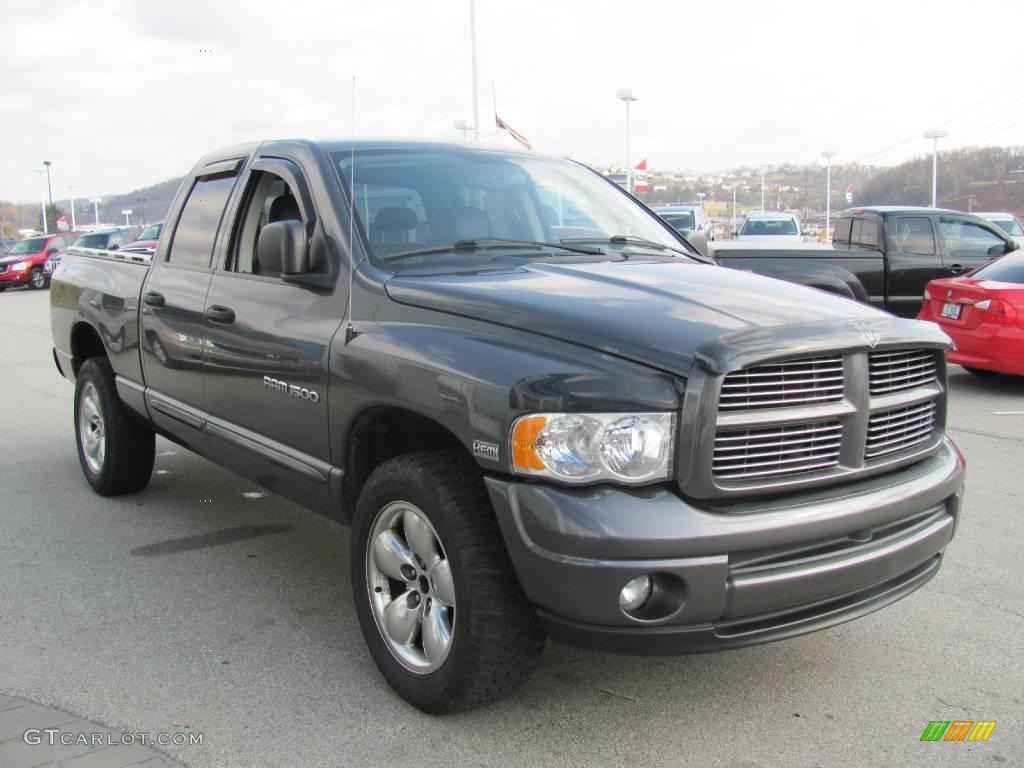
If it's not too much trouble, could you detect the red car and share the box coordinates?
[0,232,77,291]
[120,221,164,255]
[918,250,1024,376]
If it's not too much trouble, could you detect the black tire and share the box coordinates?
[963,366,999,378]
[74,357,155,495]
[28,267,46,290]
[351,451,545,713]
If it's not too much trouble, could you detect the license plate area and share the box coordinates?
[940,302,962,320]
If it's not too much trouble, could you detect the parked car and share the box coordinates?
[737,212,803,242]
[0,232,77,290]
[121,222,165,255]
[51,139,964,713]
[653,205,715,241]
[47,227,143,275]
[713,206,1018,317]
[918,249,1024,376]
[976,212,1024,247]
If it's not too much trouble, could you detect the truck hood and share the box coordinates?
[385,260,948,376]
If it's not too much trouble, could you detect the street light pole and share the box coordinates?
[35,170,48,234]
[821,150,837,236]
[617,89,638,194]
[452,119,470,140]
[760,168,766,211]
[43,160,54,212]
[469,0,480,141]
[923,130,948,208]
[732,184,738,236]
[68,184,77,230]
[91,198,102,226]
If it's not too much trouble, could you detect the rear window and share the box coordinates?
[740,217,797,236]
[73,233,111,249]
[971,251,1024,283]
[166,173,238,269]
[990,218,1024,237]
[831,217,852,244]
[853,219,878,248]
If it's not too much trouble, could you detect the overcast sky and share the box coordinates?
[2,0,1023,203]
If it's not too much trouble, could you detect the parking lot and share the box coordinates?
[1,286,1021,767]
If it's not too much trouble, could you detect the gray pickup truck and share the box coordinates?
[51,140,965,713]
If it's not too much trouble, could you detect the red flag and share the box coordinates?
[495,114,532,150]
[635,159,647,171]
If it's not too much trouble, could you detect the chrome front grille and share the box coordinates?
[865,401,937,459]
[713,420,842,481]
[869,349,937,395]
[688,346,946,496]
[719,356,844,411]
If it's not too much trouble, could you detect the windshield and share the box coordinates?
[73,233,111,249]
[741,217,798,236]
[332,147,689,268]
[9,237,47,255]
[138,223,163,241]
[972,251,1024,283]
[660,211,696,232]
[989,218,1024,237]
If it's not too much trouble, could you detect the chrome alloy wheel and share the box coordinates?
[366,501,456,674]
[78,381,106,474]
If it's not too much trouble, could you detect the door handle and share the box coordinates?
[205,305,236,324]
[948,264,966,275]
[143,291,165,307]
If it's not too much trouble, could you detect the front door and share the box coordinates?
[887,215,947,318]
[201,160,345,513]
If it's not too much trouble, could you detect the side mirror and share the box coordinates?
[47,247,58,255]
[682,230,709,257]
[258,220,308,276]
[988,243,1008,257]
[110,244,120,251]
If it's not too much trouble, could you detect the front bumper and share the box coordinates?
[0,269,30,286]
[485,438,965,655]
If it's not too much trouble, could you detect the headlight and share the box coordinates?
[510,412,675,484]
[12,261,29,271]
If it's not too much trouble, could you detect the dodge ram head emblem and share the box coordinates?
[853,321,881,349]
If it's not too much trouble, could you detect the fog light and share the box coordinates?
[619,575,652,612]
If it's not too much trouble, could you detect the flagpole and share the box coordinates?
[492,80,498,136]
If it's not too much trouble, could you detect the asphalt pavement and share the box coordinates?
[1,287,1021,767]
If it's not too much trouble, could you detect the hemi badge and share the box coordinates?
[473,440,500,461]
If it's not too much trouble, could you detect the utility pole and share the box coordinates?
[821,150,837,236]
[924,130,948,208]
[760,168,766,211]
[732,184,738,237]
[91,198,102,226]
[68,184,77,230]
[36,170,48,233]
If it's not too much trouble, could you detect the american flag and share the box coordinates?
[495,114,532,150]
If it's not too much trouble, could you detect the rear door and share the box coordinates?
[140,159,242,451]
[885,215,946,317]
[200,156,345,513]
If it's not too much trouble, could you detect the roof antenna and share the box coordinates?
[345,75,358,344]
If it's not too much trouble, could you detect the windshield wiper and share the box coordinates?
[381,238,604,262]
[561,235,695,258]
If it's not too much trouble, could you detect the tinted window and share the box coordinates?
[661,212,696,231]
[972,251,1024,283]
[74,233,112,249]
[832,217,852,244]
[855,219,878,248]
[939,219,1007,261]
[167,174,238,269]
[740,217,797,236]
[894,217,935,256]
[138,223,163,241]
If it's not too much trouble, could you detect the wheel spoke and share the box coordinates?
[372,530,415,582]
[403,508,439,567]
[383,592,421,646]
[421,602,452,664]
[430,559,456,607]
